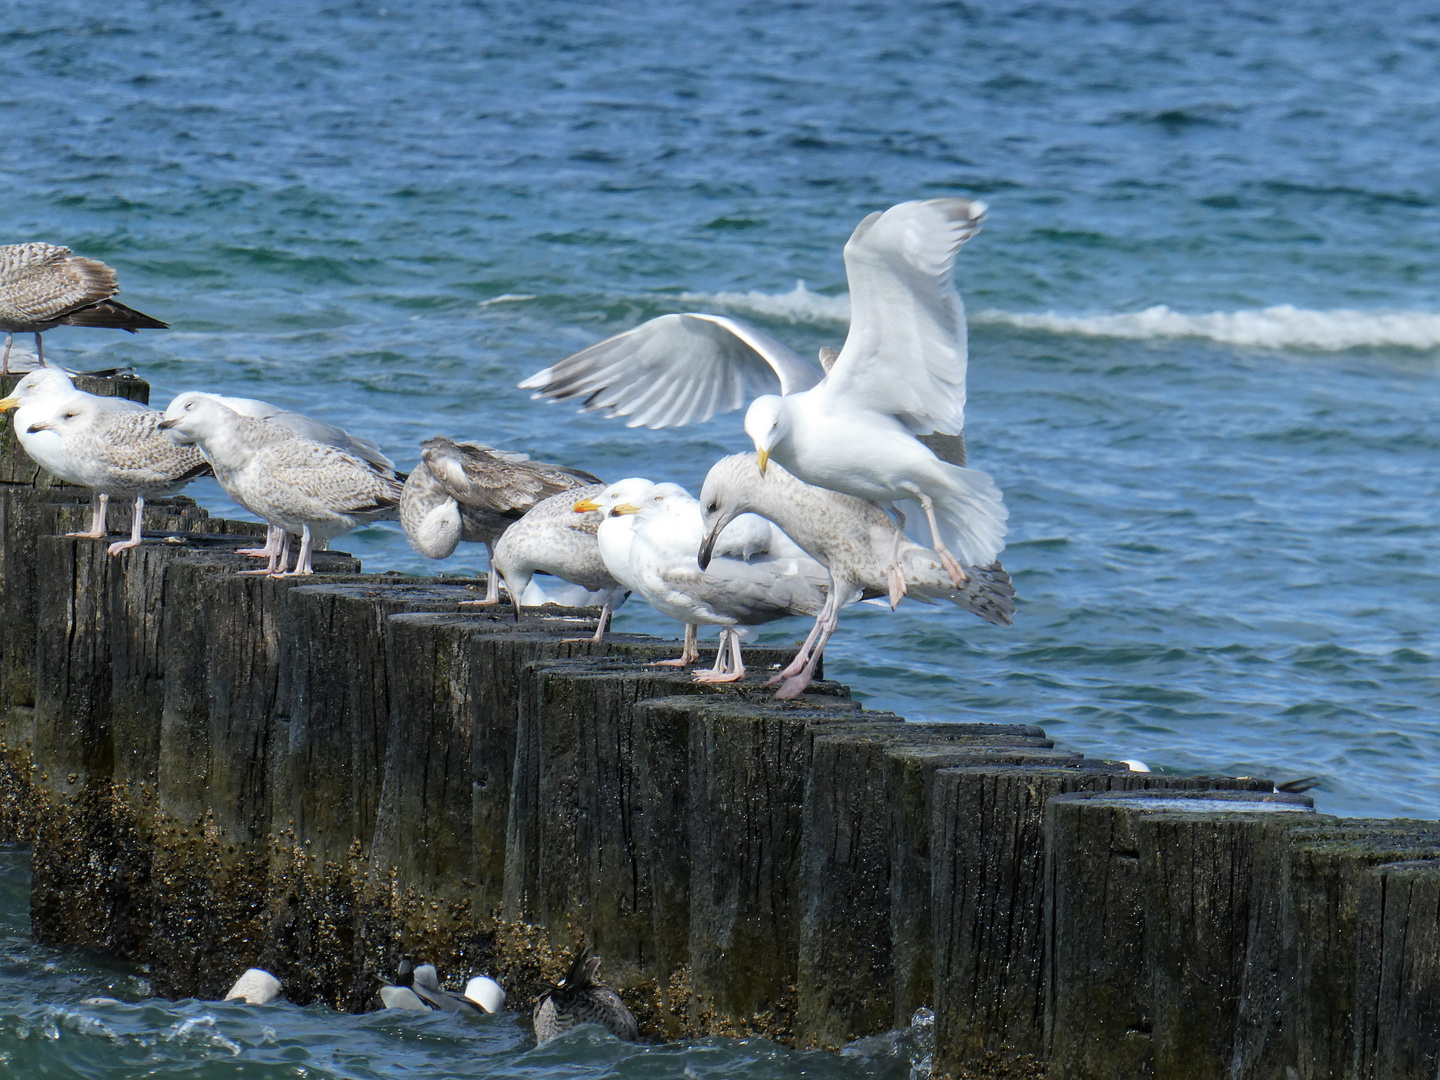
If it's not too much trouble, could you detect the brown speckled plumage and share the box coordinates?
[0,243,167,335]
[532,948,638,1046]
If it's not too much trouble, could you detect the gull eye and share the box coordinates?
[707,501,717,513]
[63,412,77,419]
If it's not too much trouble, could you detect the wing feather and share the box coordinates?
[520,313,822,429]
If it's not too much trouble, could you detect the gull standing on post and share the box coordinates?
[698,453,1015,698]
[0,244,167,375]
[519,197,1005,587]
[159,392,403,576]
[0,371,210,555]
[399,436,599,604]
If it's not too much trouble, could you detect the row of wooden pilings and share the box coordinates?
[0,373,1435,1079]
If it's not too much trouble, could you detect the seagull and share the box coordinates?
[400,436,600,605]
[166,392,395,563]
[0,243,167,374]
[159,392,403,576]
[587,477,829,682]
[698,452,1015,697]
[0,371,210,555]
[532,948,638,1046]
[519,198,1004,585]
[490,483,630,642]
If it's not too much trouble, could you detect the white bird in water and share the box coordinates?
[585,477,829,682]
[0,370,210,555]
[519,197,1005,587]
[400,436,599,605]
[490,483,630,642]
[698,453,1014,698]
[0,243,167,374]
[159,392,403,575]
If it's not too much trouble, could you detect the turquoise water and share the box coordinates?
[2,1,1439,1069]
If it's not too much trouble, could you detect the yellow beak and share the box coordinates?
[572,498,600,513]
[0,396,20,413]
[756,448,769,475]
[611,503,641,516]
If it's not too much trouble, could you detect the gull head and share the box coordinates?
[574,476,656,516]
[698,454,764,570]
[743,395,790,475]
[23,396,95,436]
[0,368,76,412]
[159,391,239,443]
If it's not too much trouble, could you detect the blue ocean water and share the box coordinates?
[1,1,1438,1072]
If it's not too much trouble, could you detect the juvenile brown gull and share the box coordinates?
[520,198,1003,586]
[490,483,629,641]
[699,453,1014,698]
[0,243,167,374]
[159,392,402,576]
[0,370,210,555]
[587,477,829,682]
[400,436,599,604]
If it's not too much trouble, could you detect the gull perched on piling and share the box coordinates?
[159,392,403,575]
[533,948,638,1045]
[400,436,600,605]
[0,243,167,374]
[698,453,1015,697]
[0,370,210,555]
[519,198,1005,586]
[584,477,829,681]
[490,483,630,641]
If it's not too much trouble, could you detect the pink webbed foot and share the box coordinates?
[106,538,143,556]
[66,530,107,540]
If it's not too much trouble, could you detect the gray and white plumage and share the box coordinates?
[0,243,168,373]
[159,392,402,575]
[491,483,630,640]
[532,949,638,1046]
[0,370,210,555]
[177,393,394,469]
[699,452,1014,697]
[593,477,829,681]
[520,199,1002,586]
[401,436,600,603]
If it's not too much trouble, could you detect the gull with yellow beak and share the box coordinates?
[0,370,209,555]
[520,198,1005,589]
[585,477,829,682]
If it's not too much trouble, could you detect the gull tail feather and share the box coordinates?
[898,551,1016,626]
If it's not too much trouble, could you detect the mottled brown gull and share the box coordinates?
[0,371,210,555]
[400,436,599,604]
[159,392,402,576]
[0,243,167,374]
[698,452,1015,698]
[490,484,629,641]
[520,198,1004,586]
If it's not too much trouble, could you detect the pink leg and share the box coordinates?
[767,597,833,686]
[240,530,290,575]
[651,623,698,667]
[276,525,315,576]
[695,627,745,683]
[774,606,842,700]
[918,493,967,587]
[106,495,146,555]
[67,492,109,539]
[464,544,504,606]
[236,525,281,558]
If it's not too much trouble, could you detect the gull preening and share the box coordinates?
[520,198,1006,587]
[584,477,829,682]
[159,392,403,575]
[399,436,600,604]
[490,483,629,641]
[699,453,1015,697]
[0,243,167,374]
[0,370,210,555]
[532,948,638,1046]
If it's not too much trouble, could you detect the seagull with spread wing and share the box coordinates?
[520,197,1006,590]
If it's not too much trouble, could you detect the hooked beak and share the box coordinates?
[25,421,52,434]
[157,417,178,430]
[698,523,721,571]
[0,396,20,413]
[756,448,769,475]
[572,498,599,513]
[610,503,641,516]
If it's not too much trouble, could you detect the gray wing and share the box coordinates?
[213,394,395,469]
[95,410,211,484]
[420,436,600,515]
[664,553,828,624]
[262,441,403,515]
[520,312,823,429]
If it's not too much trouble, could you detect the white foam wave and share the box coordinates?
[679,286,1440,352]
[975,304,1440,351]
[679,280,850,325]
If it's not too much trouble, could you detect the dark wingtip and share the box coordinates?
[1276,777,1321,794]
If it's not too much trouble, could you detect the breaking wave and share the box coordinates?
[681,283,1440,352]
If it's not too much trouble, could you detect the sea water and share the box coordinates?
[0,1,1437,1073]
